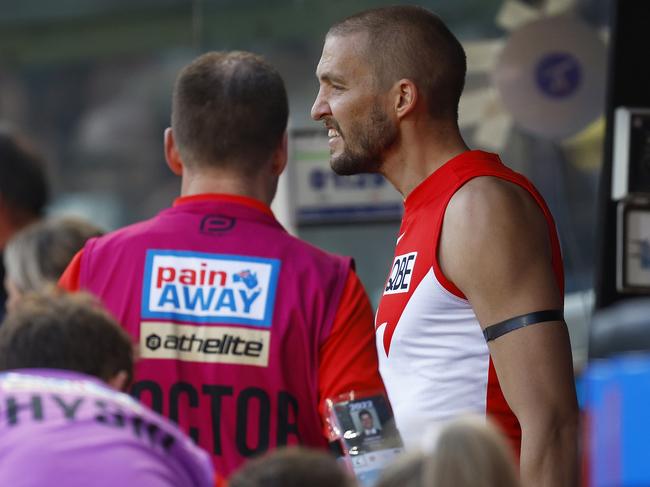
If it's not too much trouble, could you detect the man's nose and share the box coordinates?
[311,89,330,121]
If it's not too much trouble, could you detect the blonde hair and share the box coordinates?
[377,418,520,487]
[4,216,103,292]
[375,452,428,487]
[426,418,520,487]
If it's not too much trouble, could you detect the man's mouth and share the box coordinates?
[325,118,342,141]
[327,128,340,139]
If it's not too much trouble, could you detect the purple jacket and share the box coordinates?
[0,369,213,486]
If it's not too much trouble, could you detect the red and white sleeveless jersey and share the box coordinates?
[375,151,564,456]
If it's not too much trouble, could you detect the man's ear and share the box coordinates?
[393,79,418,120]
[107,370,130,392]
[164,128,183,176]
[270,131,288,177]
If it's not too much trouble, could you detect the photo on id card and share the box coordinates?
[331,394,402,454]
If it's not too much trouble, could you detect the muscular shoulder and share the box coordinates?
[440,176,559,323]
[444,176,549,249]
[448,176,538,219]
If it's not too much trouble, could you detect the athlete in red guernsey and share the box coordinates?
[374,150,563,453]
[313,7,578,486]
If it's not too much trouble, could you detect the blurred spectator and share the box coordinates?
[0,290,214,487]
[3,216,103,312]
[0,128,49,319]
[229,447,354,487]
[427,418,520,487]
[376,418,520,487]
[374,452,428,487]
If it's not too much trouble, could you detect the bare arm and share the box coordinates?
[439,177,578,487]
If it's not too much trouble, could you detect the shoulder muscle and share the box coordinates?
[439,176,560,327]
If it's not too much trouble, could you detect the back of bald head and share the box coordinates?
[328,6,466,121]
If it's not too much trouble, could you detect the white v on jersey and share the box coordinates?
[375,151,565,456]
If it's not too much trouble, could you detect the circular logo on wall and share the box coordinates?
[535,52,582,99]
[493,16,606,139]
[146,334,162,351]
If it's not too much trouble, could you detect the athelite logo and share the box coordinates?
[140,322,270,366]
[141,250,280,327]
[383,252,417,295]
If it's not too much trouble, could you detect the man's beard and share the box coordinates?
[330,105,398,176]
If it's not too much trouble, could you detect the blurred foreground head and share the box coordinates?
[3,217,103,311]
[229,447,355,487]
[0,128,49,248]
[0,290,133,390]
[376,418,520,487]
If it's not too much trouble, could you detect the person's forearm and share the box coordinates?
[519,415,578,487]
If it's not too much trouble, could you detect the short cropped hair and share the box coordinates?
[0,129,49,218]
[0,291,133,385]
[171,51,289,173]
[328,6,466,120]
[229,447,354,487]
[4,217,103,293]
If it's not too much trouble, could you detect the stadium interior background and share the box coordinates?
[0,0,613,369]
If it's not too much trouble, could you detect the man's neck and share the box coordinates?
[381,122,469,198]
[180,170,274,206]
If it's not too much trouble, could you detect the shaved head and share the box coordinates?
[327,6,467,121]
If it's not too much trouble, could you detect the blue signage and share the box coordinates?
[535,52,582,99]
[309,169,387,191]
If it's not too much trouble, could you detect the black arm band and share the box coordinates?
[483,309,564,342]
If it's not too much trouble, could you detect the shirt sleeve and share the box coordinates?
[318,269,386,428]
[58,249,83,292]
